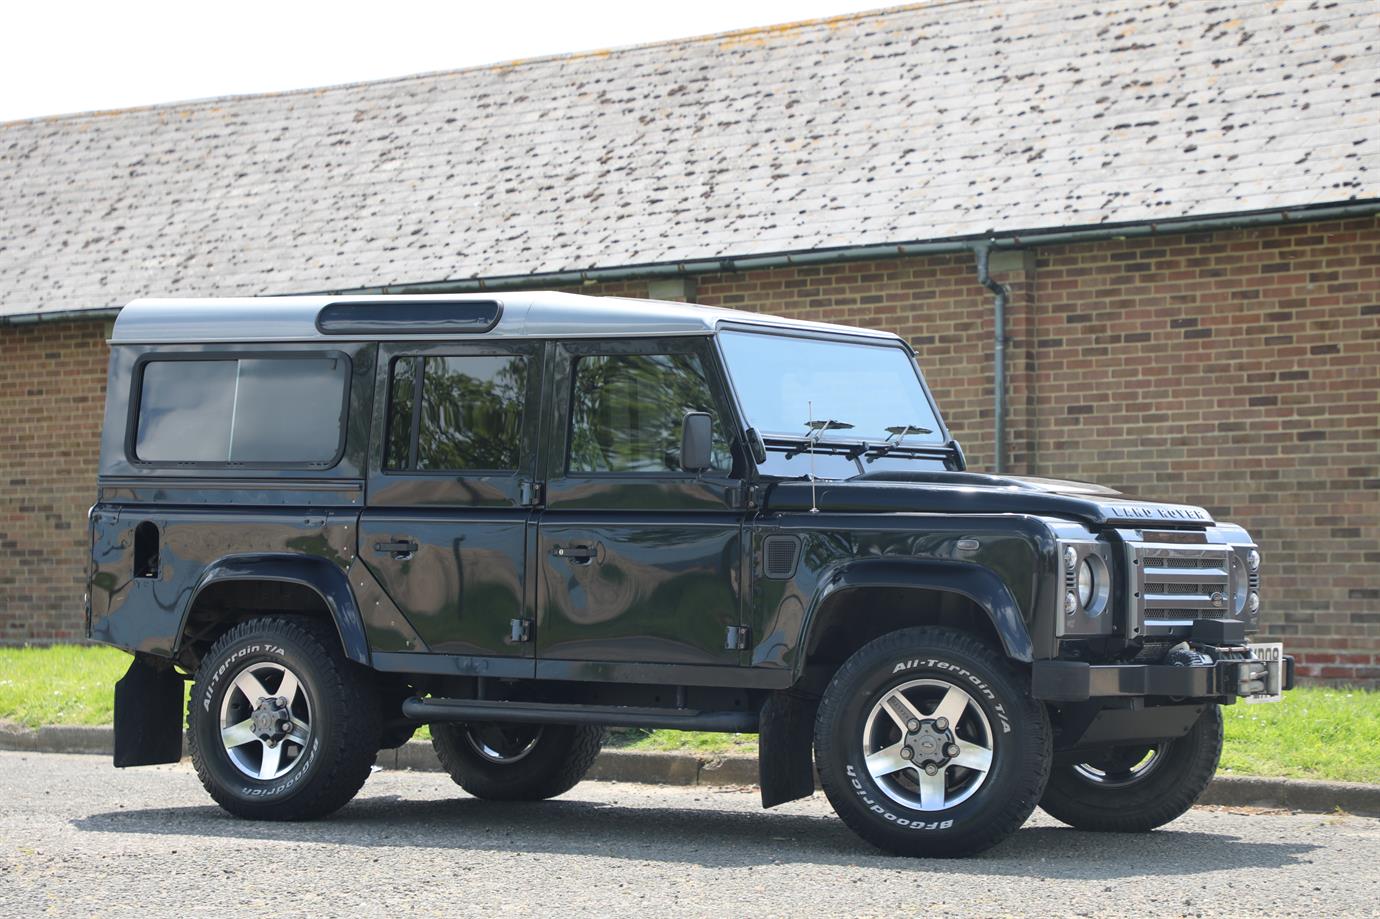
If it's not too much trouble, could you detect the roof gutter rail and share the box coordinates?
[311,200,1380,297]
[4,200,1376,324]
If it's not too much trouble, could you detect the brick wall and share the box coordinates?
[0,320,109,641]
[1026,219,1380,684]
[2,216,1375,683]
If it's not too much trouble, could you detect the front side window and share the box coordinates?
[134,356,348,465]
[568,353,731,474]
[385,354,527,472]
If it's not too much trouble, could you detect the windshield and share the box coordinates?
[718,330,944,445]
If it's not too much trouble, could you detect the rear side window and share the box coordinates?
[384,354,527,472]
[134,356,349,465]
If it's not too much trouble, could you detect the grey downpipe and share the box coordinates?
[973,245,1008,474]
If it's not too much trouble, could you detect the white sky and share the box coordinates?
[2,0,894,123]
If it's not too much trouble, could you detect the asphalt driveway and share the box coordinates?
[1,751,1376,917]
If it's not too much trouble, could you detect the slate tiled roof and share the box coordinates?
[1,0,1377,318]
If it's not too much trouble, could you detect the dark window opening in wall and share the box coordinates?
[384,354,527,472]
[132,355,349,466]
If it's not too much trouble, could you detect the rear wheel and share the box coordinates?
[814,627,1051,858]
[1039,704,1222,832]
[187,617,381,820]
[431,722,603,801]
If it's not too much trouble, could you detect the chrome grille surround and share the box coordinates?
[1122,527,1259,636]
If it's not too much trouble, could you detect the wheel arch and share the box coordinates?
[796,559,1034,686]
[175,554,370,667]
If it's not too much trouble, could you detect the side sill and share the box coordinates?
[403,696,759,732]
[372,652,535,679]
[371,652,795,690]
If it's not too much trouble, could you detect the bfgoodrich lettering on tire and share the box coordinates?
[187,617,381,820]
[814,627,1051,857]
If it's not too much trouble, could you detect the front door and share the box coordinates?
[535,337,745,676]
[361,341,543,674]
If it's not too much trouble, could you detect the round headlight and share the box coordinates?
[1230,553,1249,614]
[1063,545,1078,571]
[1247,548,1261,572]
[1074,555,1110,617]
[1077,559,1096,608]
[1064,591,1078,615]
[1248,592,1260,613]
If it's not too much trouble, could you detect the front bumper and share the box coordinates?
[1033,652,1295,703]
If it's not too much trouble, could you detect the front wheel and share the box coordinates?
[431,722,604,801]
[1039,704,1222,832]
[814,627,1051,858]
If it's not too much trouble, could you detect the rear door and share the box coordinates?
[360,341,543,673]
[535,337,746,675]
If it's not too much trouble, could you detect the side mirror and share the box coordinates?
[745,427,768,465]
[680,412,713,473]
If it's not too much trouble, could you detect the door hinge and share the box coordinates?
[509,618,533,643]
[725,483,760,509]
[519,480,544,507]
[725,625,750,651]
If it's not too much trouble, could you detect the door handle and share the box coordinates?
[552,544,596,564]
[374,539,419,558]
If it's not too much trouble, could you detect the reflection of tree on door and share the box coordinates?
[417,355,527,471]
[568,353,731,473]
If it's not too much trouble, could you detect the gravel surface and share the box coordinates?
[1,751,1377,918]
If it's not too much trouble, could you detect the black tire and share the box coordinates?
[814,627,1051,858]
[187,617,381,820]
[1039,704,1223,832]
[431,722,604,801]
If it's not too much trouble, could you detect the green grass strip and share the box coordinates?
[1,646,1374,784]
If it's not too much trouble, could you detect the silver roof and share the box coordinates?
[109,291,903,345]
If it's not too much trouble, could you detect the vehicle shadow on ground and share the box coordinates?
[72,792,1319,876]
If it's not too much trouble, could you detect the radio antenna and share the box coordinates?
[808,401,819,514]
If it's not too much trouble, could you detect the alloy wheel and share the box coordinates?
[861,678,996,811]
[218,661,313,781]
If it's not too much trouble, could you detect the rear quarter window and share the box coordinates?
[132,355,349,465]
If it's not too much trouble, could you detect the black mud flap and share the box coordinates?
[113,657,185,767]
[758,690,819,809]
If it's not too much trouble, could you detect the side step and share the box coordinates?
[402,696,758,732]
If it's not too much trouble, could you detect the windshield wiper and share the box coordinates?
[782,419,857,459]
[866,423,934,462]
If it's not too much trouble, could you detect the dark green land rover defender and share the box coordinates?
[88,292,1291,856]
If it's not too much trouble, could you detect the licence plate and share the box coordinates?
[1243,642,1284,704]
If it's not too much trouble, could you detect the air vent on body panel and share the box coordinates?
[762,535,802,580]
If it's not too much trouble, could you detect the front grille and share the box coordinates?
[1132,543,1232,628]
[1143,557,1218,569]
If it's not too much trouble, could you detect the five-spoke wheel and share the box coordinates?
[862,679,995,811]
[188,617,380,820]
[814,627,1051,857]
[218,661,313,781]
[432,722,603,801]
[1040,705,1222,832]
